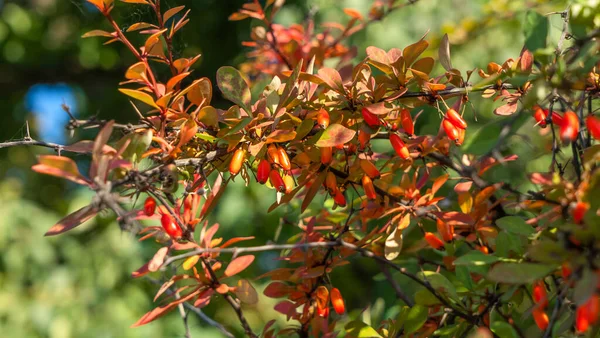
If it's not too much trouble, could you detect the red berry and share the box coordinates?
[559,111,580,143]
[161,213,183,239]
[317,109,330,129]
[389,133,410,160]
[586,115,600,140]
[256,159,270,184]
[362,175,377,200]
[277,147,291,171]
[445,108,467,129]
[229,148,246,176]
[269,170,286,192]
[143,197,156,216]
[330,288,345,315]
[361,107,381,127]
[533,105,548,128]
[532,282,548,308]
[333,190,346,207]
[442,118,460,141]
[533,307,549,331]
[321,146,333,165]
[359,159,380,179]
[400,108,414,135]
[572,202,589,224]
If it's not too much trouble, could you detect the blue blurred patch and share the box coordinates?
[25,83,77,144]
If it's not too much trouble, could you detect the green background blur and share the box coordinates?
[0,0,595,337]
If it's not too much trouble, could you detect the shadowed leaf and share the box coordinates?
[44,205,99,236]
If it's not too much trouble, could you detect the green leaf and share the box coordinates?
[573,269,598,306]
[433,324,461,336]
[491,321,518,338]
[225,117,253,136]
[496,216,535,236]
[487,263,555,284]
[455,265,474,290]
[524,11,548,51]
[315,123,356,147]
[345,320,382,338]
[454,251,500,266]
[414,289,440,306]
[404,305,428,334]
[216,66,252,115]
[416,271,458,300]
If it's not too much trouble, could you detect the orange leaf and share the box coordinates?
[32,155,90,186]
[224,255,255,277]
[125,62,147,81]
[343,8,363,20]
[163,5,185,23]
[82,30,113,38]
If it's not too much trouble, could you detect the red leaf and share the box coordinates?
[194,288,214,308]
[44,205,98,236]
[263,282,291,298]
[131,288,200,327]
[317,68,344,93]
[274,301,297,320]
[224,255,255,277]
[132,262,150,278]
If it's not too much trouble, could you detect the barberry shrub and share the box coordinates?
[7,0,600,337]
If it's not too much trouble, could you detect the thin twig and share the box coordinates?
[146,277,234,337]
[378,261,414,306]
[201,258,257,338]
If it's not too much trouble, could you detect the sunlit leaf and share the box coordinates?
[119,89,159,109]
[453,251,499,266]
[148,247,169,272]
[125,62,147,81]
[32,155,90,186]
[317,67,345,93]
[163,5,185,22]
[224,255,255,277]
[384,227,403,260]
[315,123,356,147]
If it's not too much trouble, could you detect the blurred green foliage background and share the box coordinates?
[0,0,598,337]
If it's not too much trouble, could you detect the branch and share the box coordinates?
[201,258,257,338]
[146,277,234,337]
[0,138,68,152]
[163,241,339,267]
[339,240,476,323]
